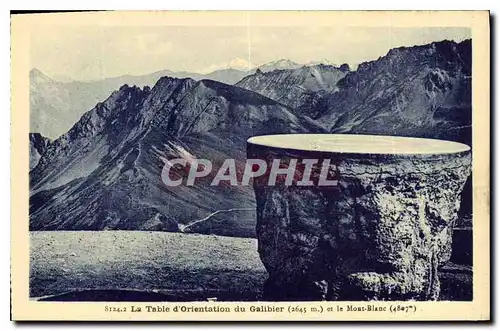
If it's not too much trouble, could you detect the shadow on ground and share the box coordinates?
[37,264,472,302]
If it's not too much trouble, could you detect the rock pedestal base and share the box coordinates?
[247,134,471,301]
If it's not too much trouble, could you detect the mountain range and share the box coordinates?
[236,63,350,114]
[30,68,248,139]
[30,59,330,139]
[315,40,472,145]
[29,77,323,236]
[29,39,472,236]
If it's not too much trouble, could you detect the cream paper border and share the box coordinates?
[11,11,490,321]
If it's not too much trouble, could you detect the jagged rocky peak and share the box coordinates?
[153,75,196,93]
[315,39,472,145]
[149,77,309,139]
[354,39,471,76]
[339,63,350,72]
[235,63,349,113]
[153,75,191,89]
[39,75,189,154]
[196,79,278,105]
[90,83,144,113]
[333,39,472,96]
[78,83,150,130]
[116,83,152,94]
[32,82,154,178]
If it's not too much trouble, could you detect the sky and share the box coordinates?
[30,26,471,82]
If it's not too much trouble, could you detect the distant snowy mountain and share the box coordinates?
[201,57,254,73]
[226,57,254,71]
[254,59,344,73]
[256,59,302,72]
[305,59,338,67]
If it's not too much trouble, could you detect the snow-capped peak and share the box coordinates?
[227,57,254,71]
[305,59,337,66]
[199,57,255,74]
[257,59,301,72]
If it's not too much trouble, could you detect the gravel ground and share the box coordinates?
[30,231,267,301]
[30,231,472,301]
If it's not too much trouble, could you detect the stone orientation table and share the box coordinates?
[247,134,471,301]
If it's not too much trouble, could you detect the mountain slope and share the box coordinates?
[29,132,51,171]
[236,64,350,115]
[314,40,472,145]
[31,60,341,139]
[29,41,472,236]
[29,77,325,236]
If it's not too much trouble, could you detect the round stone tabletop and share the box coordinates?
[247,134,470,155]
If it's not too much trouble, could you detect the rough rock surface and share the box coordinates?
[316,40,472,147]
[236,64,349,115]
[29,132,51,171]
[248,143,471,301]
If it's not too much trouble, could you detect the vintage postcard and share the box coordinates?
[11,11,490,321]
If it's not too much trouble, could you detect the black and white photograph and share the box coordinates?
[10,10,490,321]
